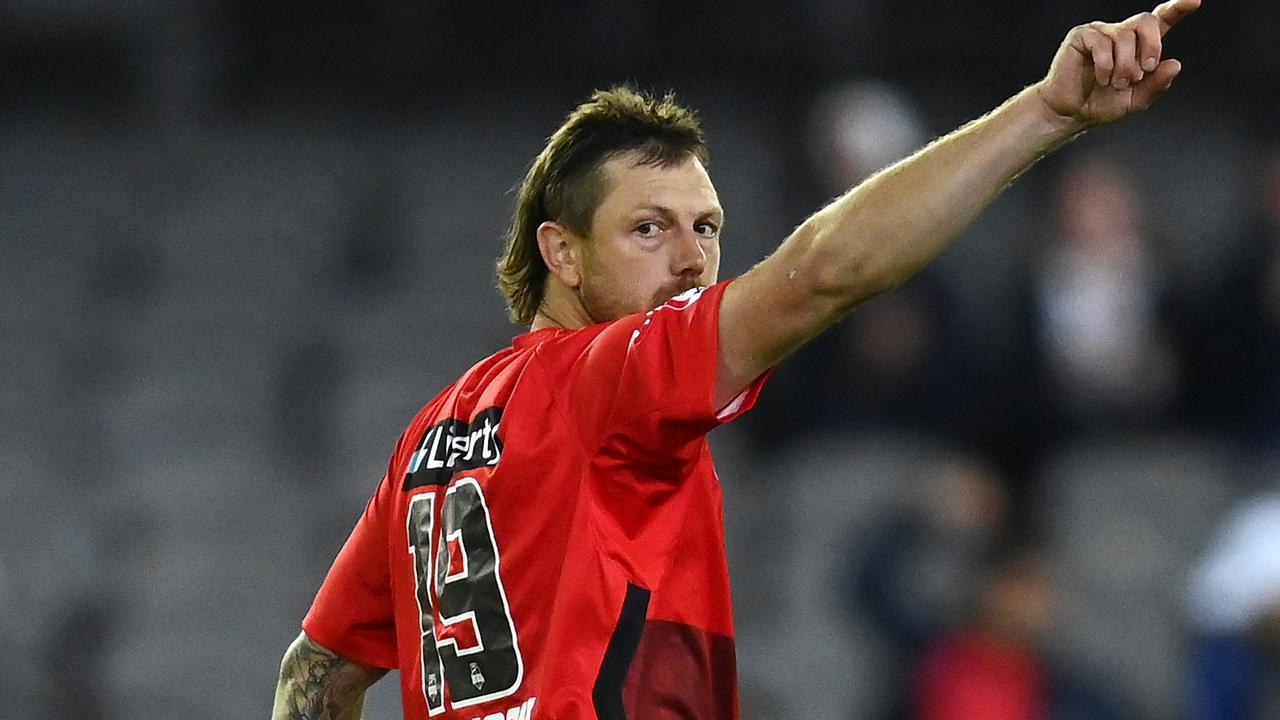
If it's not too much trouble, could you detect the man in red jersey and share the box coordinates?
[273,2,1201,718]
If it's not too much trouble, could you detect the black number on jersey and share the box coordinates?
[406,477,523,714]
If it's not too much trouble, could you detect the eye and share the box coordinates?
[695,221,719,238]
[634,221,661,238]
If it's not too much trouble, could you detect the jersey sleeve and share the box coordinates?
[301,473,399,669]
[574,278,769,460]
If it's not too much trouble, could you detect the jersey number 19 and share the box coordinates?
[407,477,524,715]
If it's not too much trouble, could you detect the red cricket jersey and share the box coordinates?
[302,280,767,720]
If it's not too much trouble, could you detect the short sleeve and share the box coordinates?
[301,475,399,669]
[572,279,769,458]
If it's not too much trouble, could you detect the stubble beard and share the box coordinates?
[579,269,701,323]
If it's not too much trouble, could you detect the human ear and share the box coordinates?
[536,221,582,289]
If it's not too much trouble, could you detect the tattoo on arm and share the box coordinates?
[272,633,388,720]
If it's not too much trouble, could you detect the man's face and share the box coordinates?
[575,152,723,323]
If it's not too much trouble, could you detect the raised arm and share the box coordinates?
[272,632,388,720]
[714,0,1200,408]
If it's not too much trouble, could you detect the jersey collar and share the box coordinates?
[512,326,567,350]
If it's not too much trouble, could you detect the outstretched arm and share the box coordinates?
[272,632,388,720]
[714,0,1200,408]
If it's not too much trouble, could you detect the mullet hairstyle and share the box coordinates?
[497,86,709,325]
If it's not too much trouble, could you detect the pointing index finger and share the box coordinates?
[1154,0,1201,34]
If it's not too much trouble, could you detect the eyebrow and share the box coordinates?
[632,205,724,222]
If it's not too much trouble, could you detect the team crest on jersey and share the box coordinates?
[402,406,503,490]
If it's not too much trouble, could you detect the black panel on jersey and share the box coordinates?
[593,583,651,720]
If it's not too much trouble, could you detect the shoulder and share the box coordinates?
[534,284,722,386]
[625,285,718,344]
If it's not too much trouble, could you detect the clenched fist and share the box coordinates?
[1036,0,1200,125]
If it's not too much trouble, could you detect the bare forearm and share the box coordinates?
[716,3,1194,404]
[272,633,386,720]
[796,85,1080,304]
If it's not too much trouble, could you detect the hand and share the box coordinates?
[1036,0,1200,126]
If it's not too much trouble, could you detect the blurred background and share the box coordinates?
[3,0,1280,718]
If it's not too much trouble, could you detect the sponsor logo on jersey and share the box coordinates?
[403,406,503,490]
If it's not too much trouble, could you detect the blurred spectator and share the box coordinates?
[1021,155,1182,437]
[773,277,980,438]
[1187,493,1280,720]
[914,546,1053,720]
[912,544,1132,720]
[1180,149,1280,442]
[848,457,1132,720]
[848,457,1010,719]
[751,81,982,447]
[806,80,928,193]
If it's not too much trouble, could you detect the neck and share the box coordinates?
[531,282,595,331]
[529,311,569,331]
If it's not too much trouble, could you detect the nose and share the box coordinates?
[671,226,707,277]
